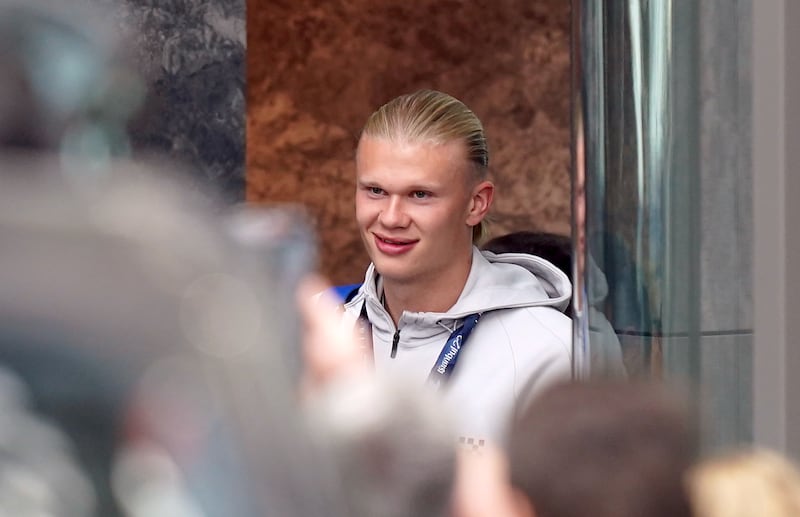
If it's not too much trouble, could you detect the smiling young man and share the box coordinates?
[343,90,572,448]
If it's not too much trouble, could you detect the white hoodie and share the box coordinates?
[343,247,572,448]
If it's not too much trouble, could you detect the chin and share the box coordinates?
[371,260,416,284]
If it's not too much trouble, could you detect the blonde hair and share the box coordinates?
[688,448,800,517]
[360,89,490,244]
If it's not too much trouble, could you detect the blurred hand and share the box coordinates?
[452,444,529,517]
[296,274,366,395]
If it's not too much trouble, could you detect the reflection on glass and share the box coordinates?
[573,0,753,450]
[574,0,699,377]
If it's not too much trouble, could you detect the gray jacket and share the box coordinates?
[344,247,573,448]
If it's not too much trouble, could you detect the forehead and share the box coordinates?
[356,137,471,184]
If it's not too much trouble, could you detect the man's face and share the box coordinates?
[355,136,481,286]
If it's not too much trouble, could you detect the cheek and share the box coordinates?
[426,206,465,235]
[354,197,375,226]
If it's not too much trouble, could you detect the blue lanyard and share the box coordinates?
[358,301,481,388]
[426,313,481,389]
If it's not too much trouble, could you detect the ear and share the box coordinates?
[466,180,494,226]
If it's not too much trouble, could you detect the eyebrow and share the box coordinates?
[407,184,439,192]
[357,178,442,191]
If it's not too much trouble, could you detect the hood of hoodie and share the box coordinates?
[347,247,572,329]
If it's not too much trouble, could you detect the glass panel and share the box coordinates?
[573,0,753,451]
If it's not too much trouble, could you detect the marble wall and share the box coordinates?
[247,0,571,284]
[101,0,247,201]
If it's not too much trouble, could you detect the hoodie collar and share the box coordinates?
[354,247,571,328]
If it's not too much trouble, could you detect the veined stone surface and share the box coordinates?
[247,0,571,284]
[94,0,246,201]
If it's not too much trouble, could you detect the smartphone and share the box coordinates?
[223,204,317,386]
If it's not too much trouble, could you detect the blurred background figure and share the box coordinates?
[481,232,572,317]
[453,380,697,517]
[482,231,626,377]
[688,448,800,517]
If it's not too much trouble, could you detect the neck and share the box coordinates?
[381,249,474,326]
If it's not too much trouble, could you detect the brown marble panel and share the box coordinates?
[247,0,571,285]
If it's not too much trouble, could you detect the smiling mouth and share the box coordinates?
[373,234,418,254]
[377,236,414,245]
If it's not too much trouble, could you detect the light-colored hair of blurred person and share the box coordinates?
[508,380,696,517]
[359,89,490,244]
[688,448,800,517]
[304,374,457,517]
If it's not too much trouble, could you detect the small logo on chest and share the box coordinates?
[458,436,486,453]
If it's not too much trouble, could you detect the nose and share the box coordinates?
[378,196,409,228]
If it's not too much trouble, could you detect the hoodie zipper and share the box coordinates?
[390,329,400,358]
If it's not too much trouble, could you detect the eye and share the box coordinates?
[411,191,429,199]
[368,186,384,196]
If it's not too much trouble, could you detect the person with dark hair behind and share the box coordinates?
[509,380,696,517]
[482,232,572,316]
[482,231,626,377]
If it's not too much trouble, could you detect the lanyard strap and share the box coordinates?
[427,313,481,389]
[357,301,374,365]
[358,301,481,388]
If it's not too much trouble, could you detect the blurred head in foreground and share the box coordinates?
[454,380,696,517]
[304,373,457,517]
[509,380,696,517]
[688,447,800,517]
